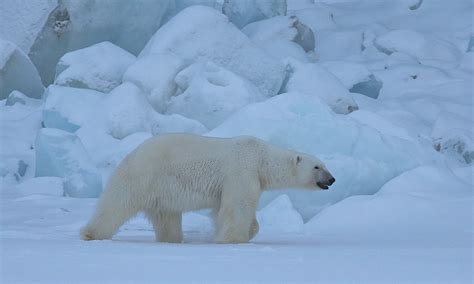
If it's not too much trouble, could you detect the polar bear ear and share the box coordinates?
[296,155,302,165]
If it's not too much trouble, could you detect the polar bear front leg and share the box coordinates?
[215,180,260,244]
[146,210,183,243]
[249,217,259,240]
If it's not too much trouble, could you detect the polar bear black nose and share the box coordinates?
[328,177,335,185]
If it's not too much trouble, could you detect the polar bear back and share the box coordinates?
[111,134,265,212]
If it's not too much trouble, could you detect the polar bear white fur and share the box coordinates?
[81,133,335,243]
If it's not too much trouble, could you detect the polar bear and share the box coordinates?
[81,134,335,243]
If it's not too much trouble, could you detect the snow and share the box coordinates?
[1,0,473,282]
[140,5,287,98]
[285,61,359,114]
[242,15,314,62]
[167,61,264,129]
[0,39,44,99]
[54,41,136,93]
[122,52,187,112]
[222,0,287,29]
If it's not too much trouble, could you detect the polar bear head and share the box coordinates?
[292,154,335,190]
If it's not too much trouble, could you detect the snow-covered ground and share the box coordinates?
[1,0,473,283]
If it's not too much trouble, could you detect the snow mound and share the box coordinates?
[106,83,207,139]
[222,0,287,29]
[242,16,314,61]
[322,61,383,99]
[35,128,102,198]
[43,85,104,133]
[317,30,364,61]
[5,91,41,107]
[55,41,136,93]
[257,194,304,233]
[431,112,474,164]
[285,61,358,114]
[374,65,453,100]
[0,39,44,99]
[374,29,462,67]
[167,62,264,129]
[306,166,472,247]
[122,52,187,112]
[140,5,286,98]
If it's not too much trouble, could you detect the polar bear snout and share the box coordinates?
[316,171,335,190]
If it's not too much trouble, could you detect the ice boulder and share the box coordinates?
[317,30,364,61]
[43,85,104,132]
[35,128,102,198]
[140,6,286,99]
[43,84,206,139]
[104,83,207,139]
[242,16,314,61]
[222,0,287,29]
[55,42,136,93]
[122,52,187,112]
[431,112,474,164]
[167,62,264,129]
[28,0,172,85]
[5,91,41,106]
[0,39,44,99]
[284,61,358,114]
[374,65,453,100]
[322,61,383,99]
[374,29,461,67]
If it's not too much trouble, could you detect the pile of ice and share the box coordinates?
[1,0,472,225]
[54,41,136,93]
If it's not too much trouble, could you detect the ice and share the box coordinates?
[122,52,187,112]
[322,61,383,98]
[35,128,102,198]
[431,112,474,164]
[167,62,264,129]
[105,82,207,138]
[306,166,472,247]
[140,5,286,98]
[5,91,41,106]
[458,52,473,71]
[374,29,462,67]
[0,0,56,53]
[54,41,136,93]
[374,65,453,100]
[242,16,314,61]
[208,92,431,218]
[161,0,219,23]
[0,101,42,184]
[317,30,364,61]
[28,0,172,85]
[222,0,287,29]
[257,194,304,233]
[43,85,104,132]
[284,61,358,114]
[0,39,44,99]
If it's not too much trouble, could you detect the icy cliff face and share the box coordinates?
[0,39,44,99]
[25,0,172,85]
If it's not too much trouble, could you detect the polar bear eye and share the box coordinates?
[314,166,320,170]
